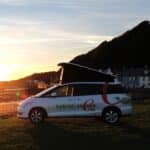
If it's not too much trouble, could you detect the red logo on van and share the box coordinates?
[102,83,120,105]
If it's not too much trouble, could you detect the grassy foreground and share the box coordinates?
[0,101,150,150]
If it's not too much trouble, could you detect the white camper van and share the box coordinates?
[17,82,132,124]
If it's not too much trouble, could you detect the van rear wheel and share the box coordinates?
[102,108,120,124]
[29,108,46,124]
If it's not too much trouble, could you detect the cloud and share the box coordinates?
[0,0,88,6]
[0,0,25,5]
[0,20,113,46]
[0,15,113,45]
[0,17,113,68]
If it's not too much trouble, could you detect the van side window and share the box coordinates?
[41,85,74,97]
[73,84,102,96]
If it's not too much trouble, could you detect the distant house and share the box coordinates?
[37,81,49,89]
[117,67,150,88]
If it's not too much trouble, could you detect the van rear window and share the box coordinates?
[73,84,102,96]
[107,85,127,94]
[72,84,127,96]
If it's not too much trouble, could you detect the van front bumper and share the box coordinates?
[17,107,28,119]
[120,105,133,116]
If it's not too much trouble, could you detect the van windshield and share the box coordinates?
[34,84,58,97]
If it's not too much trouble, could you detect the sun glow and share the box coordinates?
[0,64,58,81]
[0,64,12,81]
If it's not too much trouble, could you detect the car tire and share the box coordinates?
[29,108,46,124]
[102,108,120,124]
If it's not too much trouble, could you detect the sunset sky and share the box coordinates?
[0,0,149,81]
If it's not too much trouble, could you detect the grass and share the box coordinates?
[0,101,150,150]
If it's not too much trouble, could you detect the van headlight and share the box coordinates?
[120,97,131,104]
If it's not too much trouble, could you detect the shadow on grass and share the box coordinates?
[26,118,150,150]
[27,121,108,150]
[118,121,150,140]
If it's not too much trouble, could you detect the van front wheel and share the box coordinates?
[102,108,120,124]
[29,108,46,124]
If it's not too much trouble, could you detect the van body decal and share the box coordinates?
[102,83,120,105]
[82,99,96,111]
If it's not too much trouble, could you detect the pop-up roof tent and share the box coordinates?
[58,62,115,84]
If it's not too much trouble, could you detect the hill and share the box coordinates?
[71,20,150,72]
[0,71,59,89]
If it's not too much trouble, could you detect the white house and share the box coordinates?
[117,67,150,88]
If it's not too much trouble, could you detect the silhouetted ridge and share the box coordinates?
[71,20,150,71]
